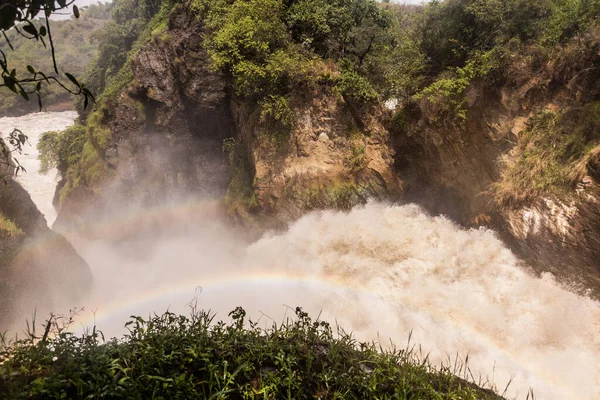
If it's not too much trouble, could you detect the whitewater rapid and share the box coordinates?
[0,111,77,225]
[2,112,600,400]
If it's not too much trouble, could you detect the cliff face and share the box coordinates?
[55,3,600,297]
[54,5,233,239]
[392,54,600,295]
[231,90,401,228]
[0,172,91,329]
[55,4,401,237]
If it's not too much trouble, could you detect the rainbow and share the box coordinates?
[57,197,227,241]
[74,271,377,329]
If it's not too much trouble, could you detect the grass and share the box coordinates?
[0,212,23,237]
[493,104,600,205]
[0,307,502,400]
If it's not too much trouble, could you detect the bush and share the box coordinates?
[38,124,86,176]
[335,67,379,103]
[0,308,500,399]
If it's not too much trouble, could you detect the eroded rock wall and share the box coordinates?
[55,4,401,236]
[392,76,600,296]
[0,174,91,329]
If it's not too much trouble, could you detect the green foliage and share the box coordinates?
[417,0,552,73]
[76,0,173,116]
[0,1,99,116]
[286,0,391,60]
[0,212,23,237]
[193,0,396,134]
[494,105,600,204]
[415,49,501,120]
[56,0,174,205]
[0,308,498,399]
[362,5,426,100]
[37,124,86,176]
[198,0,296,102]
[347,133,368,173]
[223,138,258,217]
[259,94,294,132]
[413,0,600,105]
[300,180,369,211]
[335,65,379,103]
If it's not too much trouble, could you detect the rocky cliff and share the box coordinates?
[391,37,600,296]
[54,4,401,239]
[0,169,91,329]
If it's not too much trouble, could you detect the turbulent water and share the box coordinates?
[0,111,78,225]
[3,112,600,400]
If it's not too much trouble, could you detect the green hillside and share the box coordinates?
[0,3,110,116]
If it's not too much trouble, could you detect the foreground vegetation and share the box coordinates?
[0,308,501,399]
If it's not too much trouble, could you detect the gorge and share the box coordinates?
[2,0,600,399]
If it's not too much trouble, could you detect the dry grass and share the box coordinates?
[493,104,600,205]
[0,212,23,237]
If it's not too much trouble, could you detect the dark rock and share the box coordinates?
[0,176,91,329]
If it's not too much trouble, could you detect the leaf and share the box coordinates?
[83,95,88,110]
[39,26,47,37]
[57,0,67,8]
[19,89,29,102]
[37,93,42,111]
[64,72,80,87]
[22,24,38,37]
[27,65,35,74]
[3,76,17,93]
[82,87,95,102]
[73,5,80,18]
[35,82,41,91]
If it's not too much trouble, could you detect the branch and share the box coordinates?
[44,7,59,74]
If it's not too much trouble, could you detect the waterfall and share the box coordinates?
[2,112,599,400]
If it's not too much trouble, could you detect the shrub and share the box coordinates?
[38,124,86,176]
[0,308,500,399]
[414,49,502,120]
[335,67,379,103]
[259,94,294,132]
